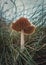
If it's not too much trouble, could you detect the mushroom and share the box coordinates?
[12,17,36,50]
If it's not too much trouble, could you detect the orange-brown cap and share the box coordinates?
[12,17,35,34]
[12,17,31,31]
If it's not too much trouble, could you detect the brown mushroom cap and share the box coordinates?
[12,17,35,34]
[12,17,31,31]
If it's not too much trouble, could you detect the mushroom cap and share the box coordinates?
[12,17,31,31]
[12,17,36,34]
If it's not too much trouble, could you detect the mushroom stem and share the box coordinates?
[21,30,24,50]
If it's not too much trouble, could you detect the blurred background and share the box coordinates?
[0,0,46,65]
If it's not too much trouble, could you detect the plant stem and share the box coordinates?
[21,30,24,50]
